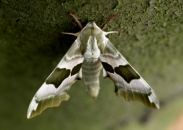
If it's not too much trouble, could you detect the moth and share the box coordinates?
[27,22,159,119]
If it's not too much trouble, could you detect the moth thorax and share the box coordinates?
[84,36,100,61]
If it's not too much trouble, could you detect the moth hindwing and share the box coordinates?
[27,22,159,119]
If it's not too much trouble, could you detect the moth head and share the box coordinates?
[85,22,100,29]
[83,22,118,36]
[83,22,104,36]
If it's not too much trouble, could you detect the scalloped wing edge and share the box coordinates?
[27,92,70,119]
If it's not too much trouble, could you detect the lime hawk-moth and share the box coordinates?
[27,22,159,119]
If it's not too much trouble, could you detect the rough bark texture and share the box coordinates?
[0,0,183,130]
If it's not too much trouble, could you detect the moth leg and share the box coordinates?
[62,32,80,37]
[77,69,82,80]
[102,69,108,78]
[104,31,118,36]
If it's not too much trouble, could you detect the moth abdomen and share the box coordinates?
[82,59,102,98]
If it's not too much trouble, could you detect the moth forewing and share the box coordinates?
[27,39,84,119]
[27,90,70,119]
[100,40,159,109]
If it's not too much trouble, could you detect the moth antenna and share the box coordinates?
[102,13,119,30]
[69,12,83,29]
